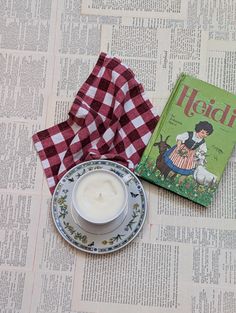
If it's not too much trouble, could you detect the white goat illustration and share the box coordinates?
[193,151,217,186]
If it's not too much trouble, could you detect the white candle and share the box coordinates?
[72,170,127,224]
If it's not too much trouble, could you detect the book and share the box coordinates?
[135,73,236,206]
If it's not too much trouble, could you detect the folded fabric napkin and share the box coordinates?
[33,52,159,194]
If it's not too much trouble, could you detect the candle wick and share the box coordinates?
[96,192,103,200]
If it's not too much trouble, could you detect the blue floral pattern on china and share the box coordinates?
[51,160,147,254]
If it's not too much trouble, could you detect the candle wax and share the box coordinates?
[75,171,126,222]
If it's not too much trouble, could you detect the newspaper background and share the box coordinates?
[0,0,236,312]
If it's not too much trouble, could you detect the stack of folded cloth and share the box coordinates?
[33,52,159,193]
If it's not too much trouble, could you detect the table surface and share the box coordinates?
[1,1,236,313]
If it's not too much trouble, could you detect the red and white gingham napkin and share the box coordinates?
[33,52,159,194]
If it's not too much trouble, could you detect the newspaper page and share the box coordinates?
[1,0,236,312]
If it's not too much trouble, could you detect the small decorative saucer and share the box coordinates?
[51,160,147,254]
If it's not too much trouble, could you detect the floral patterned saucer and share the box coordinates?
[51,160,147,254]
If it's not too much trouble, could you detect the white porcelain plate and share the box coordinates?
[51,160,147,254]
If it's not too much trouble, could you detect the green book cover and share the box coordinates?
[135,73,236,206]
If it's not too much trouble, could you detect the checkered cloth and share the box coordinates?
[33,52,159,194]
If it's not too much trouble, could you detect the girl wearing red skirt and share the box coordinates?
[163,121,214,176]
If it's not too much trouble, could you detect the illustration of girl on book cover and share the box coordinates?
[162,121,215,182]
